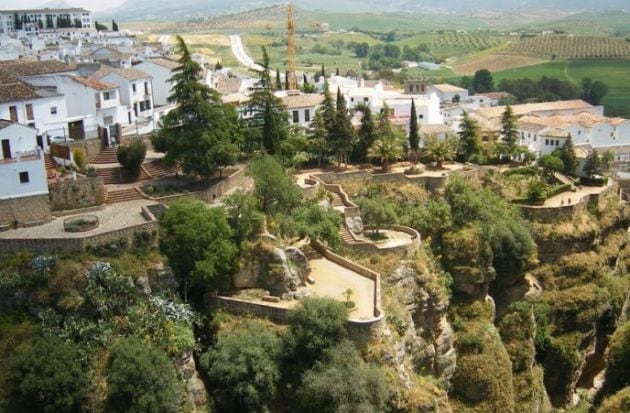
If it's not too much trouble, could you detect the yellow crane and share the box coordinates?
[286,4,298,90]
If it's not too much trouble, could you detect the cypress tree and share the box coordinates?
[457,111,482,162]
[584,149,602,178]
[501,104,519,158]
[275,69,282,90]
[332,88,354,166]
[285,70,290,90]
[112,19,119,31]
[351,103,375,163]
[560,133,578,176]
[321,64,325,80]
[336,67,340,76]
[408,99,419,151]
[303,73,308,85]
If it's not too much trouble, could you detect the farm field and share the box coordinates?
[452,53,546,75]
[505,35,630,60]
[493,59,630,116]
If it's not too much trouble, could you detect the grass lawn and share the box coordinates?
[494,59,630,116]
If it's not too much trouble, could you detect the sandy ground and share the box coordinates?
[0,200,155,239]
[307,258,376,321]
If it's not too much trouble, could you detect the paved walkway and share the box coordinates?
[0,199,155,239]
[308,257,376,321]
[543,182,613,207]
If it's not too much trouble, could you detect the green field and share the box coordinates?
[493,59,630,116]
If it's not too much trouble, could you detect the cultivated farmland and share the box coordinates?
[506,35,630,59]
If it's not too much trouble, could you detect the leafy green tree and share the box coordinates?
[526,177,547,203]
[154,36,240,179]
[297,341,389,413]
[223,190,264,247]
[247,47,289,155]
[538,154,564,175]
[293,203,342,248]
[201,321,282,413]
[602,149,614,172]
[582,78,609,106]
[117,139,146,175]
[285,297,348,366]
[408,98,419,152]
[367,104,405,172]
[557,134,578,176]
[405,198,452,241]
[159,198,237,298]
[472,69,494,93]
[584,149,603,178]
[95,20,108,31]
[308,109,329,166]
[350,103,375,163]
[7,336,88,413]
[331,88,354,166]
[359,198,397,234]
[423,134,457,169]
[107,337,182,413]
[248,155,301,214]
[457,111,482,162]
[602,321,630,398]
[501,104,519,158]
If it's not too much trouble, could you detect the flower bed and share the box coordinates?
[63,215,99,232]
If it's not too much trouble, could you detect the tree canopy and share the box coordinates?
[472,69,494,93]
[106,337,182,413]
[457,111,482,162]
[409,99,419,152]
[248,155,302,214]
[154,36,240,179]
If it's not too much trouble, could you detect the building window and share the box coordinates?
[292,110,299,123]
[305,109,310,122]
[145,99,151,110]
[144,82,149,95]
[363,97,369,102]
[103,91,115,100]
[545,139,549,145]
[50,106,57,115]
[9,105,17,122]
[19,171,29,183]
[350,97,354,102]
[132,83,136,93]
[139,101,146,112]
[25,104,34,121]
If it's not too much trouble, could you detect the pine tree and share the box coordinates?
[246,47,288,154]
[321,80,336,132]
[309,110,328,167]
[154,36,240,179]
[457,111,482,162]
[584,149,603,178]
[350,103,375,163]
[408,99,419,152]
[331,88,354,166]
[112,20,119,31]
[501,104,519,159]
[560,133,578,176]
[275,69,282,91]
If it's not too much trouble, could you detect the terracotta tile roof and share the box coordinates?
[478,92,512,100]
[0,71,41,103]
[421,124,453,135]
[281,94,325,109]
[476,100,594,119]
[70,76,118,91]
[0,60,76,77]
[91,66,151,82]
[147,57,179,70]
[518,112,629,130]
[469,112,500,132]
[215,78,242,95]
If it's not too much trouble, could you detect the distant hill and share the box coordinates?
[101,0,629,21]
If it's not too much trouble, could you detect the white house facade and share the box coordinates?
[134,58,178,107]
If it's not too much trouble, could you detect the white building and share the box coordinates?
[134,58,178,107]
[282,93,324,128]
[0,120,47,200]
[0,8,93,35]
[91,66,154,131]
[429,84,469,103]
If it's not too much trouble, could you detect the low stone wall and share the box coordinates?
[69,138,103,161]
[320,182,360,217]
[0,194,52,230]
[209,295,290,323]
[140,168,252,205]
[312,166,475,193]
[0,220,158,253]
[519,183,619,223]
[48,177,106,212]
[300,178,320,200]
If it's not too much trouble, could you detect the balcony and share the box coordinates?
[0,148,42,164]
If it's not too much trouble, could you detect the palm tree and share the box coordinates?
[367,129,404,173]
[423,134,457,169]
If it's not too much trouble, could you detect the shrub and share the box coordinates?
[117,140,146,174]
[7,335,88,412]
[72,148,87,171]
[603,321,630,397]
[106,337,182,413]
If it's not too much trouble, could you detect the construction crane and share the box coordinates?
[286,4,298,90]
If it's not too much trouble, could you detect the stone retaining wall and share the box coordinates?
[209,295,290,323]
[0,194,52,230]
[0,220,158,253]
[519,183,619,223]
[300,178,320,200]
[48,176,106,211]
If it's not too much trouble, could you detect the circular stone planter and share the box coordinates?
[64,215,99,233]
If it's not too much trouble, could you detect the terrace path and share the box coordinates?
[542,182,614,207]
[308,257,376,321]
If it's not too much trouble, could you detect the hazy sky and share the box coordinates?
[0,0,127,11]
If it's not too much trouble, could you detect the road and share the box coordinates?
[229,34,264,72]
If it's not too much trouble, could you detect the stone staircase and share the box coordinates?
[106,188,144,204]
[44,153,56,170]
[142,160,176,179]
[90,147,118,164]
[95,167,122,185]
[331,192,345,208]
